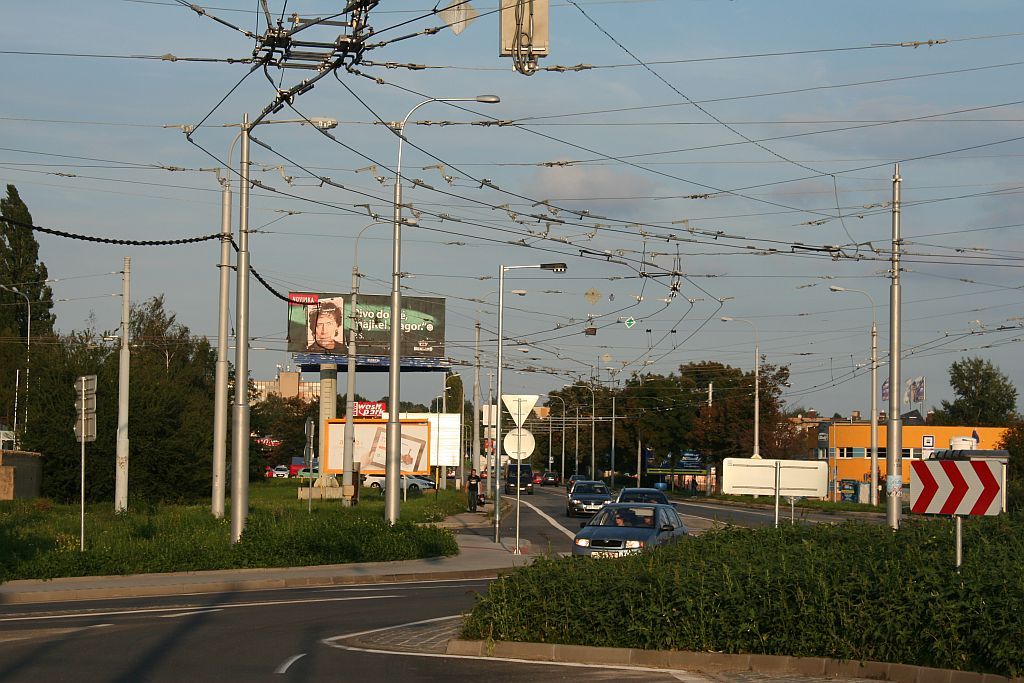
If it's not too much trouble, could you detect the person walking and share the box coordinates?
[467,469,481,512]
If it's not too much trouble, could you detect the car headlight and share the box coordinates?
[570,499,580,505]
[574,538,590,547]
[624,540,645,549]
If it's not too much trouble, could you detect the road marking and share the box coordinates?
[323,615,714,680]
[158,608,224,619]
[275,653,306,674]
[0,595,397,624]
[507,495,576,539]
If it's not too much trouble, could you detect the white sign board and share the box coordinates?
[389,412,463,467]
[502,394,539,428]
[503,428,535,460]
[722,458,828,497]
[324,419,430,475]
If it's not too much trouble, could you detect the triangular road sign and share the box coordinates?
[502,394,539,428]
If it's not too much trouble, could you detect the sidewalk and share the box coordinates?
[0,507,527,606]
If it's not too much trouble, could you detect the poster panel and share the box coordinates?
[323,419,430,475]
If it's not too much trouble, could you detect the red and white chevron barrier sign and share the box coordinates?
[910,460,1003,516]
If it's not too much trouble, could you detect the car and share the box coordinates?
[540,471,560,486]
[362,474,436,493]
[531,471,543,485]
[272,465,290,478]
[615,487,671,505]
[565,480,612,517]
[296,467,320,479]
[572,503,689,557]
[503,463,534,495]
[565,474,588,491]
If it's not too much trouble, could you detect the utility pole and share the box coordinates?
[341,262,359,506]
[473,322,481,476]
[230,114,252,545]
[212,171,231,518]
[114,256,131,512]
[887,163,903,530]
[610,395,616,488]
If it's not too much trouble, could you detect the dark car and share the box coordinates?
[565,474,588,491]
[615,487,671,505]
[504,463,534,495]
[565,480,612,517]
[572,503,689,557]
[541,471,560,486]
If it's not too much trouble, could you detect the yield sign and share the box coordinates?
[910,460,1003,516]
[502,394,539,428]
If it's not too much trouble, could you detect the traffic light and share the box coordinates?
[74,374,97,443]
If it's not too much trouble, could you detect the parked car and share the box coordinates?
[272,465,290,478]
[565,480,612,517]
[362,474,436,493]
[565,474,588,491]
[296,467,320,479]
[264,465,274,478]
[572,503,689,557]
[615,487,671,505]
[541,471,560,486]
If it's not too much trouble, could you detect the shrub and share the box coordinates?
[463,517,1024,677]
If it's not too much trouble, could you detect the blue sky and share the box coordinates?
[2,1,1023,422]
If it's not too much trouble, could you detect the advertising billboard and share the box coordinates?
[323,419,431,475]
[287,291,445,359]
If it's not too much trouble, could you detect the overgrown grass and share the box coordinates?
[463,514,1024,677]
[0,480,465,583]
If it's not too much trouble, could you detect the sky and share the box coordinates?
[2,0,1024,421]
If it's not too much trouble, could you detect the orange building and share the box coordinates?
[817,422,1008,493]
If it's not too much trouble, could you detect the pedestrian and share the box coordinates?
[467,469,481,512]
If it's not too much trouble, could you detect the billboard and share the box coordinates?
[323,419,431,475]
[287,292,445,359]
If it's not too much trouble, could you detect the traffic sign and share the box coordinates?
[910,460,1003,516]
[74,375,98,394]
[74,415,97,443]
[722,458,828,497]
[501,394,538,428]
[503,428,535,460]
[624,316,636,329]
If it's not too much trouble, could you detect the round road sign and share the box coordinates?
[503,428,536,460]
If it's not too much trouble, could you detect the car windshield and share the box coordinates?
[573,483,608,495]
[593,506,657,528]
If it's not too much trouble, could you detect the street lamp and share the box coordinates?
[495,262,567,549]
[385,95,501,525]
[565,382,596,479]
[721,317,760,458]
[830,285,879,506]
[213,114,338,539]
[0,284,29,445]
[547,393,567,481]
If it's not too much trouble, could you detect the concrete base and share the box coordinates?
[298,487,344,500]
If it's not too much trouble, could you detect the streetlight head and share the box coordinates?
[541,263,567,272]
[511,289,527,296]
[309,117,339,130]
[829,286,845,292]
[720,316,733,322]
[475,95,501,104]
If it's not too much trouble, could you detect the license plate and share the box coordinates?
[591,551,618,558]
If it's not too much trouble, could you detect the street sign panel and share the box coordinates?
[910,460,1003,516]
[74,375,98,394]
[74,395,97,413]
[502,395,538,428]
[722,458,828,497]
[74,415,97,443]
[503,428,535,460]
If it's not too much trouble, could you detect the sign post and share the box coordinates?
[75,375,97,552]
[501,394,538,556]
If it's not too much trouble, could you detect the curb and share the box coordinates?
[445,639,1024,683]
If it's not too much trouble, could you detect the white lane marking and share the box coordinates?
[507,494,576,539]
[158,608,224,619]
[274,653,306,674]
[322,615,714,680]
[0,595,397,624]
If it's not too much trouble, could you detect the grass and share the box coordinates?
[0,479,466,583]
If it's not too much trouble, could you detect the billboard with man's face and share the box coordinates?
[287,292,445,358]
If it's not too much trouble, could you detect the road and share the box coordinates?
[0,492,872,682]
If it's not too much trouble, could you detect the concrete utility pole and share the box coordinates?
[887,163,903,530]
[610,395,616,487]
[212,170,232,518]
[473,322,481,476]
[319,363,337,479]
[230,114,252,544]
[114,256,131,512]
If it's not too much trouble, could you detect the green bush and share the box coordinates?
[0,485,463,582]
[463,517,1024,677]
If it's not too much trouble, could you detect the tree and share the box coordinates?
[0,184,55,431]
[250,394,319,466]
[997,420,1024,515]
[26,296,216,503]
[930,357,1018,426]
